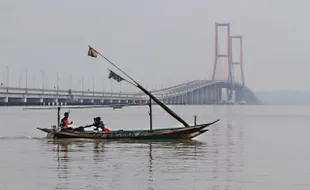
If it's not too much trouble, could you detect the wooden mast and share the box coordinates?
[57,106,60,129]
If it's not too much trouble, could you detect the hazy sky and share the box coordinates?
[0,0,309,92]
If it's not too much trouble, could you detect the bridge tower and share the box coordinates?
[230,36,245,86]
[230,36,246,102]
[211,23,234,101]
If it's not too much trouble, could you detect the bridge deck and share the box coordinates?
[0,80,261,105]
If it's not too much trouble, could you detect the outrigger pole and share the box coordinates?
[87,45,190,127]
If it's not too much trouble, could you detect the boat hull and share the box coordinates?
[37,119,219,140]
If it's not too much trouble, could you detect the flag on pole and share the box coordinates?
[108,69,124,82]
[88,46,98,58]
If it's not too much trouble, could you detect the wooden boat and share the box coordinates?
[37,119,219,139]
[27,45,220,140]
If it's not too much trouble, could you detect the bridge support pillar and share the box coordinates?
[26,97,47,105]
[190,91,193,104]
[212,86,216,104]
[6,97,26,105]
[198,90,201,104]
[204,87,208,104]
[0,97,8,104]
[85,99,94,104]
[218,88,222,104]
[194,89,199,104]
[180,94,183,104]
[191,91,195,104]
[184,93,188,104]
[185,92,190,104]
[200,88,203,104]
[196,89,199,104]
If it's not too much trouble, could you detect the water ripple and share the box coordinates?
[1,106,310,189]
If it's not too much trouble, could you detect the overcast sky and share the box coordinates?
[0,0,309,92]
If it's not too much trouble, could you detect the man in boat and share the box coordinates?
[84,117,110,132]
[59,112,73,128]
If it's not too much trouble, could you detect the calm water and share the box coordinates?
[0,105,310,190]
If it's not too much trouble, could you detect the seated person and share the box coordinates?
[84,117,110,132]
[59,112,73,129]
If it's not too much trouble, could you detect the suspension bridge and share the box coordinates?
[0,23,262,106]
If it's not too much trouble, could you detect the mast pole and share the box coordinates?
[57,106,60,129]
[149,96,153,131]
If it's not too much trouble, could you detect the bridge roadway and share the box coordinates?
[137,80,261,105]
[0,86,144,106]
[0,80,262,105]
[153,80,262,105]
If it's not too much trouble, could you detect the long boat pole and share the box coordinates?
[88,45,190,127]
[149,96,153,130]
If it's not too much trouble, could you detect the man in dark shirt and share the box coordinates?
[93,117,105,131]
[84,117,104,130]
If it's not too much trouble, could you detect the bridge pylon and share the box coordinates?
[230,36,245,86]
[230,35,246,102]
[212,23,234,101]
[212,23,233,82]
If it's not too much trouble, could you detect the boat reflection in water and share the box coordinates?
[47,139,204,190]
[52,140,70,190]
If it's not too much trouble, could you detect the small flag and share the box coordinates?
[108,69,124,82]
[88,46,98,58]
